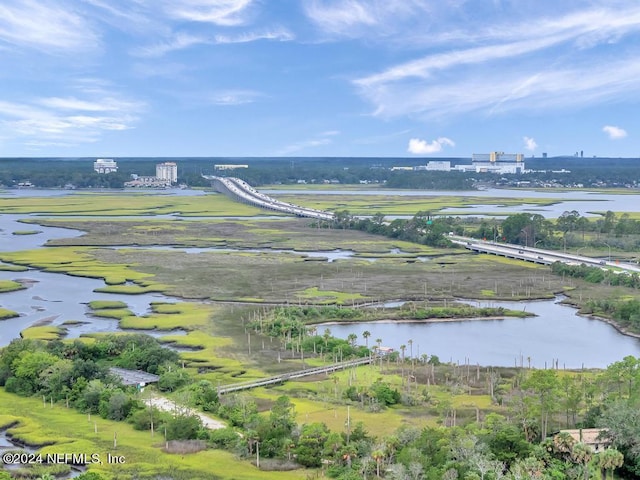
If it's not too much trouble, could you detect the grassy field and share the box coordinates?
[0,192,269,217]
[0,391,312,480]
[265,192,568,216]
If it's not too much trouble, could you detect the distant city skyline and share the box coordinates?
[1,1,639,158]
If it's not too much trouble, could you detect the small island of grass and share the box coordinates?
[0,308,20,320]
[0,280,25,293]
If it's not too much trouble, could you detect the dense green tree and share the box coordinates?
[522,369,559,440]
[188,380,219,412]
[209,427,241,450]
[165,413,203,440]
[296,422,330,467]
[597,400,640,476]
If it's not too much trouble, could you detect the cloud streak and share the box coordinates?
[162,0,255,26]
[353,3,640,119]
[208,90,264,105]
[0,84,144,147]
[0,0,99,53]
[304,0,431,38]
[278,131,339,155]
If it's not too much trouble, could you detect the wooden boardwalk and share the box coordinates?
[217,357,373,395]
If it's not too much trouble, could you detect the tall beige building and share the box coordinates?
[156,162,178,183]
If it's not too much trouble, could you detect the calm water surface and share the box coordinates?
[326,297,640,369]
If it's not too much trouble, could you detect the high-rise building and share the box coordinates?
[94,159,118,173]
[156,162,178,183]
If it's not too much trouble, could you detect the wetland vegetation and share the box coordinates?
[1,185,640,479]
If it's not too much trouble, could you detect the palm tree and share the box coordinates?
[347,333,358,348]
[400,344,406,364]
[363,330,371,348]
[323,328,331,347]
[371,448,385,477]
[595,448,624,480]
[571,443,593,480]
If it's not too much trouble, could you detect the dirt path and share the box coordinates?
[148,395,226,430]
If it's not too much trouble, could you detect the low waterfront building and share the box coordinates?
[426,161,451,171]
[124,175,171,188]
[214,164,249,170]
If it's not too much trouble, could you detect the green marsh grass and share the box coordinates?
[90,308,135,320]
[0,192,270,217]
[0,263,29,271]
[88,300,128,309]
[118,303,215,330]
[0,391,312,479]
[20,326,66,340]
[0,279,25,293]
[0,308,20,320]
[296,287,367,305]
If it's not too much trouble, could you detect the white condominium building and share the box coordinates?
[156,162,178,183]
[94,158,118,173]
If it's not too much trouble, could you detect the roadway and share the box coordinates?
[203,175,335,221]
[449,235,640,273]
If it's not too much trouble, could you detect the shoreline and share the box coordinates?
[560,297,640,340]
[317,315,515,326]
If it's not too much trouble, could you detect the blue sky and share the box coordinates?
[1,0,640,158]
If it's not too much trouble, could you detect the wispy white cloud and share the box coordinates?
[304,0,376,34]
[353,3,640,119]
[278,134,335,155]
[0,84,144,147]
[214,29,294,44]
[81,0,157,34]
[132,32,210,57]
[354,129,411,145]
[208,90,264,105]
[523,136,538,151]
[133,28,293,57]
[407,137,454,155]
[0,0,99,53]
[304,0,430,38]
[37,96,137,112]
[162,0,255,26]
[603,125,627,139]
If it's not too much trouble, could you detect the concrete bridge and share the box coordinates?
[449,235,640,273]
[217,357,373,395]
[204,175,335,221]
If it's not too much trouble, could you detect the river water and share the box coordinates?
[1,188,640,367]
[326,298,640,369]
